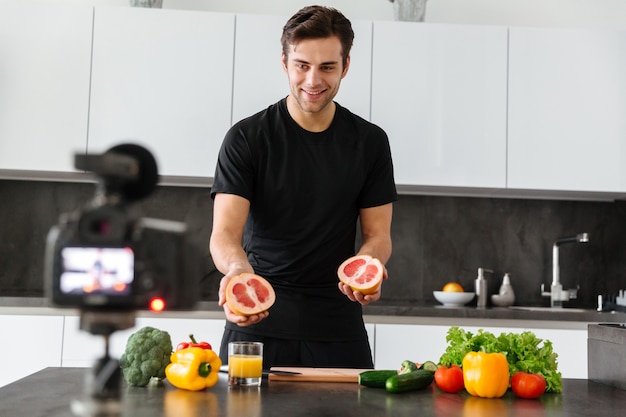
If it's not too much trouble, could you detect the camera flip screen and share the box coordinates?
[59,247,134,297]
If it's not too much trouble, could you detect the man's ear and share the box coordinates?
[342,55,351,78]
[281,51,288,72]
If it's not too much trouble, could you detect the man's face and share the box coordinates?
[282,36,350,116]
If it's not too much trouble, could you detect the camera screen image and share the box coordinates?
[59,247,134,296]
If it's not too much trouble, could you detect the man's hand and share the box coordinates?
[218,274,269,326]
[337,265,388,306]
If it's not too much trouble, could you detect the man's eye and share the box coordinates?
[296,64,308,70]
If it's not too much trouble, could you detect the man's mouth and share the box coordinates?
[303,89,325,96]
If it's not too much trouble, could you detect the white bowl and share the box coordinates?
[433,291,475,307]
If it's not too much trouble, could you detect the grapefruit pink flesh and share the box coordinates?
[226,273,276,316]
[231,282,256,308]
[337,255,383,295]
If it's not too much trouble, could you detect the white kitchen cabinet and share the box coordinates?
[231,13,288,124]
[508,27,626,193]
[374,323,587,379]
[88,7,235,178]
[371,22,508,188]
[528,327,587,379]
[0,2,92,173]
[232,14,373,124]
[62,314,226,368]
[365,323,375,358]
[62,314,371,369]
[0,315,64,388]
[373,323,450,369]
[374,324,519,370]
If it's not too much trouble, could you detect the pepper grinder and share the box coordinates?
[475,267,493,309]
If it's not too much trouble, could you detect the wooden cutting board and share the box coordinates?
[268,367,368,383]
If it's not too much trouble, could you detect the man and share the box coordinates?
[210,5,397,369]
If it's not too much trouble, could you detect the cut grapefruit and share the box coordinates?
[337,255,384,295]
[225,273,276,316]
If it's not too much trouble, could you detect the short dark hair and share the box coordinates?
[281,5,354,68]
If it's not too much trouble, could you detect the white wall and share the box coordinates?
[4,0,626,30]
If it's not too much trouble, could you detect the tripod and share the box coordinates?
[71,310,136,416]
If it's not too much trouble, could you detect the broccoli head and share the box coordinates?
[119,326,172,387]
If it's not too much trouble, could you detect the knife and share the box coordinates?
[219,366,302,376]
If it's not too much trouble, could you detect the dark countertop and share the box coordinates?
[1,297,625,325]
[363,302,626,324]
[1,367,625,417]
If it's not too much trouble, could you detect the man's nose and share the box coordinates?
[305,68,322,85]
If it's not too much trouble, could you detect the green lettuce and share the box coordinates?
[438,326,562,392]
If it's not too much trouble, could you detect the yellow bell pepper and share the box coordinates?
[165,347,222,391]
[462,351,509,398]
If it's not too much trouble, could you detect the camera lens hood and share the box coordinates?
[106,144,159,202]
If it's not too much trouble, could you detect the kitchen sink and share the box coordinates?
[508,306,591,313]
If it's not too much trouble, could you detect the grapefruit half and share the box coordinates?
[337,255,384,295]
[225,273,276,316]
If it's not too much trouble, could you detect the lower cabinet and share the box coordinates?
[60,317,374,368]
[61,315,226,368]
[373,323,587,379]
[0,315,64,388]
[0,314,588,388]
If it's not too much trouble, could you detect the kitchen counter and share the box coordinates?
[1,367,624,417]
[1,297,624,328]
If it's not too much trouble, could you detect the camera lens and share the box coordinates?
[78,206,127,243]
[90,219,112,236]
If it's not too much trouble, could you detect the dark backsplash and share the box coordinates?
[1,179,625,309]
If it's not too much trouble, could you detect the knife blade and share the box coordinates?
[218,366,302,376]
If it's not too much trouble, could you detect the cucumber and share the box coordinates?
[385,369,434,393]
[419,361,438,372]
[399,360,419,374]
[358,370,398,388]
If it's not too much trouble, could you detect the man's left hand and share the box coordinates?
[338,266,388,306]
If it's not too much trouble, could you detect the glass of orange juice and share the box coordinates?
[228,342,263,387]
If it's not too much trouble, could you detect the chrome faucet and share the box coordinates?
[541,233,589,308]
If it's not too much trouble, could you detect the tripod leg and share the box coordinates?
[90,355,122,400]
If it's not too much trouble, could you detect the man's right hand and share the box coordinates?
[218,274,270,326]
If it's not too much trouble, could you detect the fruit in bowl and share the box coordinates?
[442,282,464,292]
[434,282,475,307]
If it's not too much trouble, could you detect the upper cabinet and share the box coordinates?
[371,22,508,188]
[332,19,373,120]
[2,5,625,199]
[88,7,235,178]
[232,14,372,123]
[0,2,92,173]
[508,27,626,193]
[232,13,287,123]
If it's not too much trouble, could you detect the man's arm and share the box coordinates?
[209,193,268,325]
[338,203,393,305]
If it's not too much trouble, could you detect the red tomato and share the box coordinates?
[510,372,547,399]
[434,365,465,393]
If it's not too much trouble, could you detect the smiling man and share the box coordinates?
[210,5,397,369]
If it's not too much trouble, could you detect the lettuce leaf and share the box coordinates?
[438,326,562,392]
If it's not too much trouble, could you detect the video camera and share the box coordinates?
[43,144,204,406]
[44,144,201,315]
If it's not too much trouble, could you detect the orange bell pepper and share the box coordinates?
[462,351,509,398]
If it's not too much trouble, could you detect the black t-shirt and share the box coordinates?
[211,98,397,341]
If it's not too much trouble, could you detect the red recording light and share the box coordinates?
[149,297,166,312]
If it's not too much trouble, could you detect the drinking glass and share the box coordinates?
[228,342,263,387]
